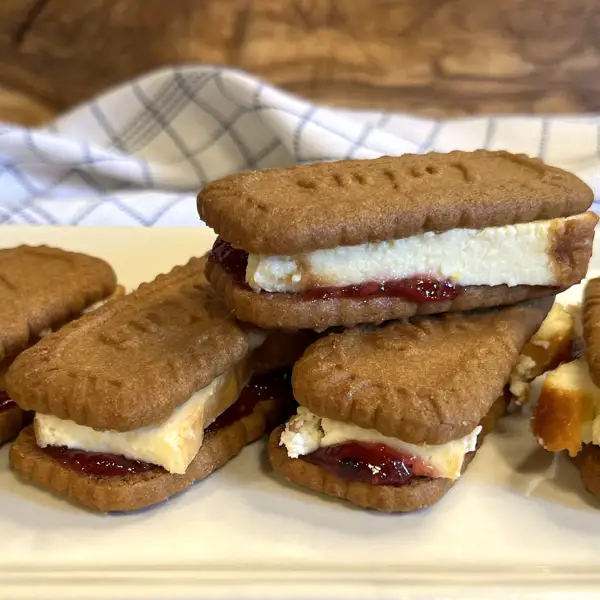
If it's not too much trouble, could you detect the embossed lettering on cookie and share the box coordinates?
[6,256,293,513]
[198,150,597,331]
[269,298,556,512]
[0,245,118,447]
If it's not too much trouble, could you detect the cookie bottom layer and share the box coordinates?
[572,443,600,500]
[268,394,508,512]
[268,425,471,512]
[207,260,565,330]
[10,398,285,512]
[0,405,28,446]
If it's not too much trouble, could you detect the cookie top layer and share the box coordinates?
[198,151,593,254]
[583,277,600,386]
[292,297,554,445]
[6,257,250,432]
[0,245,117,361]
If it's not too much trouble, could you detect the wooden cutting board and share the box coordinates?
[0,0,598,124]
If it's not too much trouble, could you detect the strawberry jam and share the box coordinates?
[302,278,459,302]
[303,441,437,486]
[210,238,248,285]
[42,446,158,477]
[210,237,460,302]
[206,369,293,433]
[0,389,15,413]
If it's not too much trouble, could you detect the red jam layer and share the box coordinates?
[209,237,460,303]
[0,389,15,413]
[302,441,437,486]
[206,369,293,433]
[302,279,459,301]
[41,370,294,477]
[210,237,248,285]
[42,446,158,477]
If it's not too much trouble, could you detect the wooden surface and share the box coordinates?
[1,0,599,125]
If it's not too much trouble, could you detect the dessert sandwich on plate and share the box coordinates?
[0,245,117,447]
[269,299,554,512]
[6,257,293,512]
[199,150,596,330]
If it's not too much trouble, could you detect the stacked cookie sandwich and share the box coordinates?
[270,300,553,512]
[7,258,291,512]
[1,245,117,446]
[198,150,597,512]
[199,150,595,331]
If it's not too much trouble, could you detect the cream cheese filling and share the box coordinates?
[34,361,251,474]
[245,216,578,293]
[280,407,481,481]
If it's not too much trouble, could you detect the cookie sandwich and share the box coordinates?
[199,150,596,330]
[532,278,600,500]
[269,298,554,512]
[7,258,291,512]
[0,245,117,446]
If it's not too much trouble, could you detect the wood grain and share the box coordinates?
[0,0,599,124]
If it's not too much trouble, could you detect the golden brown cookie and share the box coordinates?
[207,257,566,331]
[6,257,251,432]
[0,404,30,446]
[0,245,117,361]
[198,151,592,255]
[583,277,600,387]
[11,396,285,513]
[478,392,510,440]
[249,330,318,374]
[292,298,553,445]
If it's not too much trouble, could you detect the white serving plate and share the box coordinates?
[1,226,600,600]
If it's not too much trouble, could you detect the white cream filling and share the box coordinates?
[246,217,575,293]
[280,407,481,481]
[35,363,251,474]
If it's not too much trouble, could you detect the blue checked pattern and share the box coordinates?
[1,66,600,226]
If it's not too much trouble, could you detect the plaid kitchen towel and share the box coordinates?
[1,66,600,226]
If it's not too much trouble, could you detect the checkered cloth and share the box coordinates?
[1,66,600,226]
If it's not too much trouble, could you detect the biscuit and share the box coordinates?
[206,258,565,331]
[10,396,285,512]
[478,392,510,439]
[572,444,600,501]
[0,405,30,446]
[583,277,600,386]
[198,150,593,255]
[267,395,505,513]
[292,297,553,445]
[0,245,117,361]
[249,330,318,374]
[6,257,250,432]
